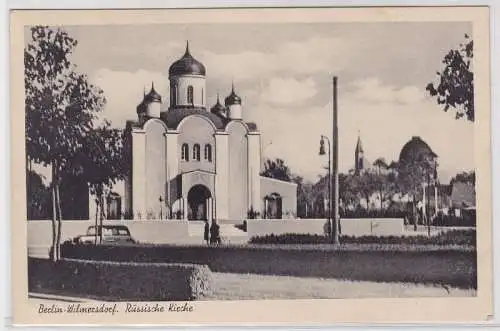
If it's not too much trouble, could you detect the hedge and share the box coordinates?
[61,243,477,289]
[28,257,212,301]
[249,229,476,247]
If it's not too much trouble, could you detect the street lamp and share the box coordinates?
[319,76,340,245]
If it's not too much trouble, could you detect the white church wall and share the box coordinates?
[247,132,261,215]
[215,132,229,220]
[227,121,249,220]
[178,116,216,174]
[145,119,167,218]
[131,128,146,218]
[170,75,206,107]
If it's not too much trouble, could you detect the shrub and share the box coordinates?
[28,257,212,301]
[250,233,329,245]
[249,229,476,247]
[60,243,477,289]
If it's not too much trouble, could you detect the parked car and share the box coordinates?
[69,225,136,245]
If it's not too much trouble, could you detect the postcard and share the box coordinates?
[11,6,492,325]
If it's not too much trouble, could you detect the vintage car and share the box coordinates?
[70,225,136,245]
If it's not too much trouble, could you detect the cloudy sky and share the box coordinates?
[27,22,474,184]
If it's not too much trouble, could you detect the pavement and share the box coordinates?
[28,292,103,303]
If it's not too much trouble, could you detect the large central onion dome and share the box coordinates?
[399,136,437,163]
[168,41,206,77]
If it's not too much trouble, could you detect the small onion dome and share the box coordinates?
[225,82,242,106]
[168,41,206,77]
[144,82,162,103]
[210,93,226,115]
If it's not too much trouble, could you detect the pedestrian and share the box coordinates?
[204,219,210,245]
[210,220,221,245]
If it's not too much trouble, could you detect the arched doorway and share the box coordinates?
[264,193,283,219]
[187,184,212,220]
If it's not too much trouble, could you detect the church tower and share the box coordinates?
[354,132,364,175]
[168,41,207,110]
[225,82,242,120]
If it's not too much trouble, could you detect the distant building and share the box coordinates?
[450,182,476,217]
[354,134,370,175]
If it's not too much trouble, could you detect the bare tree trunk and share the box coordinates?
[94,198,99,245]
[50,182,57,262]
[99,185,105,244]
[55,182,63,261]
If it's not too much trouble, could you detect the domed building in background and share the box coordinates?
[399,136,438,165]
[108,42,297,222]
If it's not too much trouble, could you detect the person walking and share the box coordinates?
[204,219,210,245]
[210,220,221,245]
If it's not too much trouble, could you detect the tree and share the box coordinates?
[25,26,118,260]
[354,170,380,211]
[396,157,435,231]
[450,170,475,186]
[26,170,51,220]
[65,123,125,243]
[372,158,389,209]
[338,173,359,212]
[260,158,292,182]
[293,175,314,218]
[426,34,474,121]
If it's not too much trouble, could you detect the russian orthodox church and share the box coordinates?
[119,42,297,221]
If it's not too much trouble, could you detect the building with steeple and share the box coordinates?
[353,132,371,175]
[120,42,297,222]
[354,133,364,175]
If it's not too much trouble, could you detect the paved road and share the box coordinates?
[28,292,101,304]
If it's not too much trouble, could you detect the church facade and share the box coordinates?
[121,43,297,222]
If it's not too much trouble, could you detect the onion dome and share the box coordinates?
[210,93,227,115]
[168,41,206,77]
[224,82,242,106]
[144,82,162,103]
[399,136,437,163]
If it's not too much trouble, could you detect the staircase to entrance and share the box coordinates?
[187,221,249,244]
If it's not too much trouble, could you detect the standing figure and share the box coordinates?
[204,219,210,245]
[210,220,221,245]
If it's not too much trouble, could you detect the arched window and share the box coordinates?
[171,84,177,106]
[181,143,189,161]
[187,85,194,104]
[204,144,212,162]
[193,144,200,161]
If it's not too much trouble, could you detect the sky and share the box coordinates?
[26,22,474,184]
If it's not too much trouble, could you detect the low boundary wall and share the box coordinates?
[28,220,189,256]
[247,218,406,238]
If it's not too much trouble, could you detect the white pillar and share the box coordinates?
[183,196,188,221]
[215,132,229,221]
[132,129,146,219]
[264,199,268,219]
[434,185,438,216]
[422,183,427,223]
[207,197,213,222]
[247,132,261,216]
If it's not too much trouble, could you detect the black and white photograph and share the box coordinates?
[11,6,492,325]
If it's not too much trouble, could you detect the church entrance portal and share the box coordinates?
[187,184,212,220]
